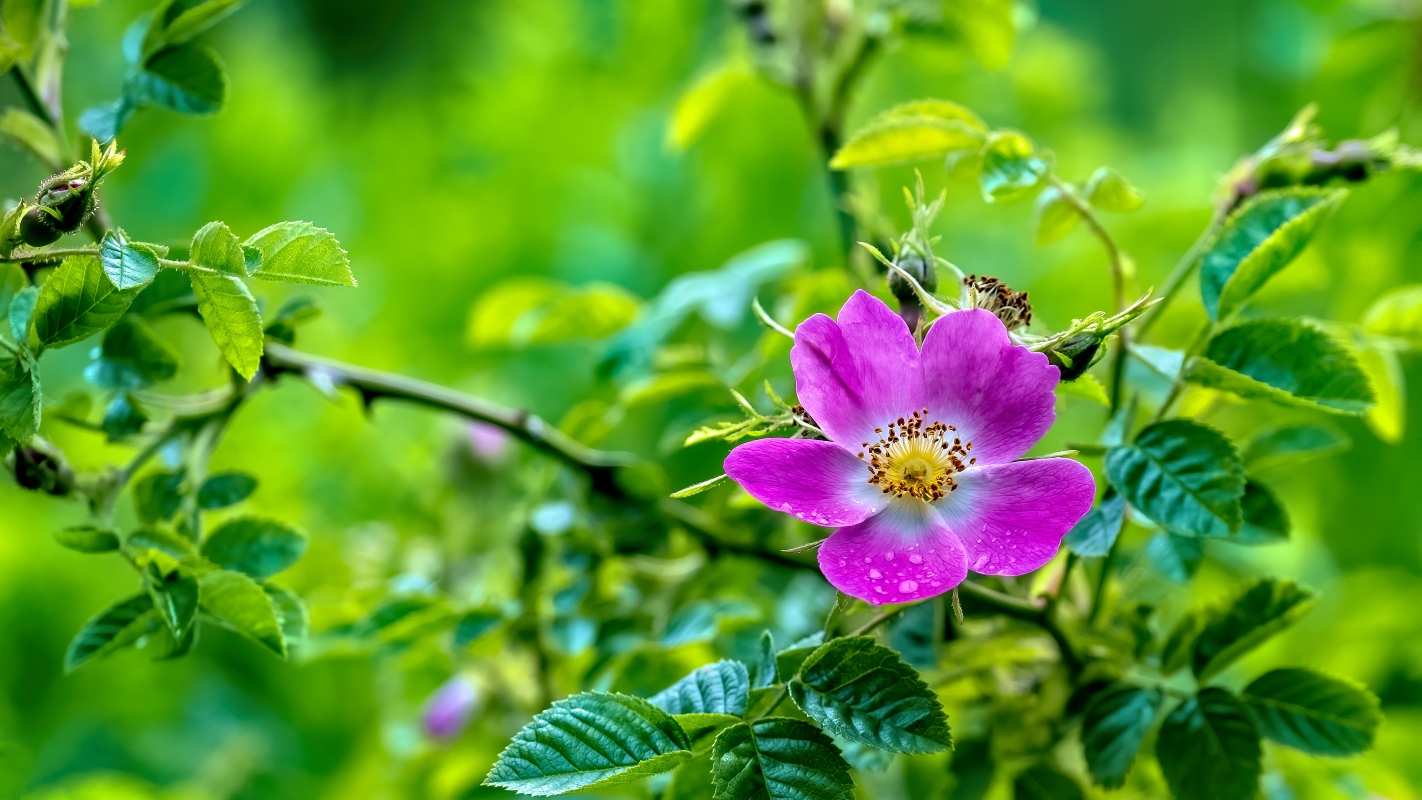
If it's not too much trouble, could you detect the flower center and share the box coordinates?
[859,409,974,502]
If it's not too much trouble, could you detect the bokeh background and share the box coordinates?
[2,0,1422,797]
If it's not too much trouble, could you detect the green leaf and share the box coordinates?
[467,277,640,348]
[453,608,502,647]
[1354,336,1406,444]
[0,349,39,440]
[667,62,754,150]
[0,107,64,167]
[751,630,779,688]
[96,315,181,388]
[190,270,263,380]
[1105,420,1245,538]
[948,737,995,800]
[7,284,35,342]
[1084,167,1145,213]
[1145,532,1204,583]
[79,95,138,143]
[651,660,750,727]
[1064,492,1125,558]
[148,572,199,640]
[485,692,692,796]
[198,568,286,657]
[1081,684,1162,788]
[136,43,227,114]
[946,0,1015,70]
[33,256,140,349]
[99,229,163,291]
[101,394,148,441]
[1156,688,1261,800]
[1161,612,1205,674]
[1363,284,1422,348]
[54,525,121,553]
[190,221,250,275]
[775,632,824,680]
[146,0,245,52]
[243,221,356,287]
[264,583,309,647]
[1198,187,1345,321]
[1244,424,1350,470]
[1187,320,1374,414]
[201,517,307,578]
[829,115,984,170]
[1240,668,1380,756]
[1032,184,1080,245]
[790,635,952,754]
[1013,764,1084,800]
[1193,578,1316,681]
[710,718,855,800]
[133,470,185,523]
[126,527,197,559]
[64,593,158,672]
[1235,480,1289,544]
[979,131,1047,203]
[197,472,258,509]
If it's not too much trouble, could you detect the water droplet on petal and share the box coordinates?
[908,553,923,564]
[885,552,894,561]
[899,580,919,593]
[873,586,886,595]
[869,569,882,579]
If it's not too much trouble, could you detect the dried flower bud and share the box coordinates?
[14,445,75,496]
[963,275,1032,331]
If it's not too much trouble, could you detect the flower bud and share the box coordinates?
[886,254,937,303]
[423,676,481,739]
[1046,333,1103,382]
[13,445,75,496]
[18,206,63,247]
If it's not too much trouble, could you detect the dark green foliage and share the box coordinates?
[1106,420,1245,538]
[1193,579,1315,681]
[201,518,307,578]
[1156,689,1261,800]
[1241,668,1381,755]
[1081,684,1162,788]
[709,718,855,800]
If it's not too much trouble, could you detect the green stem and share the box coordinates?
[1,246,100,264]
[1087,545,1115,626]
[1147,320,1215,425]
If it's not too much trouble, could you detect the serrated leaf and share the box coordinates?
[0,349,39,440]
[1240,668,1380,756]
[1064,492,1125,558]
[980,130,1047,202]
[790,635,952,754]
[33,256,140,349]
[197,471,258,509]
[190,270,263,379]
[54,526,121,553]
[190,221,249,275]
[751,630,778,688]
[99,229,163,291]
[199,568,286,657]
[7,284,36,342]
[830,116,984,169]
[1193,578,1315,681]
[710,718,854,800]
[64,593,158,672]
[1156,688,1261,800]
[136,43,226,114]
[1145,532,1204,582]
[651,660,750,724]
[201,517,306,578]
[1081,684,1162,788]
[485,692,692,796]
[1235,480,1288,544]
[1199,188,1345,321]
[1244,424,1350,470]
[243,221,355,287]
[1013,764,1083,800]
[1187,320,1373,414]
[1105,420,1245,537]
[1363,284,1422,348]
[1033,184,1080,245]
[1084,167,1145,213]
[264,583,309,647]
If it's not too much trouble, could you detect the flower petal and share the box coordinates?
[919,308,1060,465]
[792,290,922,447]
[725,438,884,528]
[817,500,967,605]
[936,458,1096,577]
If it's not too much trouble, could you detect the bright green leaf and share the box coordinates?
[264,583,309,648]
[830,116,984,170]
[136,43,226,114]
[1161,612,1205,674]
[1240,668,1380,756]
[0,349,39,441]
[651,660,750,726]
[1353,336,1406,443]
[1363,284,1422,348]
[947,0,1015,70]
[64,593,159,672]
[148,573,199,640]
[1244,424,1350,470]
[668,63,753,150]
[1193,578,1315,681]
[99,229,163,291]
[33,256,140,349]
[243,221,356,287]
[1187,319,1373,414]
[1105,420,1244,537]
[980,130,1047,202]
[201,517,307,578]
[189,270,263,379]
[0,107,64,167]
[1033,184,1080,245]
[54,525,121,553]
[710,718,854,800]
[1198,187,1345,321]
[190,221,249,275]
[790,635,952,754]
[1156,688,1261,800]
[484,692,692,796]
[199,568,286,657]
[1081,684,1162,788]
[1084,167,1145,213]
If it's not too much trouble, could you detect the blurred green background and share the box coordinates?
[3,0,1422,797]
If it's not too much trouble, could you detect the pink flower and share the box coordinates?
[724,291,1095,605]
[423,676,480,739]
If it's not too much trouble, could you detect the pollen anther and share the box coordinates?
[863,408,971,502]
